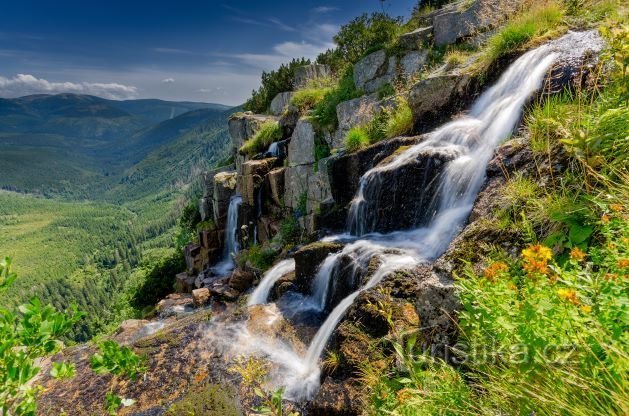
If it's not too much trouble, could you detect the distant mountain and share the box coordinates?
[0,93,235,200]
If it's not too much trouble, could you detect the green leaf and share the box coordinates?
[569,224,593,245]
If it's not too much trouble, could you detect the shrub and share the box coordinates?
[237,244,278,271]
[131,250,186,308]
[239,121,283,157]
[345,126,370,152]
[311,68,362,131]
[279,217,302,246]
[90,340,146,380]
[290,78,335,112]
[244,58,310,114]
[317,13,403,71]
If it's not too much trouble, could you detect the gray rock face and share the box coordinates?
[283,164,312,210]
[294,64,332,89]
[288,119,317,166]
[307,156,335,215]
[199,197,211,222]
[399,26,433,50]
[401,50,430,77]
[269,92,294,116]
[336,94,380,133]
[353,49,387,91]
[228,112,277,150]
[432,0,514,47]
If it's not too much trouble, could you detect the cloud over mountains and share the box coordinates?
[0,74,138,99]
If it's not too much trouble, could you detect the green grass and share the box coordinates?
[239,121,283,157]
[345,126,370,152]
[290,77,336,112]
[311,68,363,131]
[478,1,564,70]
[384,96,414,138]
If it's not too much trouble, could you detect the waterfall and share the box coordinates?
[213,195,242,275]
[267,141,280,157]
[240,38,564,401]
[248,259,296,306]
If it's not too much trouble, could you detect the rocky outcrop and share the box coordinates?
[269,92,294,116]
[353,49,428,94]
[294,64,332,89]
[239,158,278,207]
[228,112,278,173]
[293,242,344,292]
[399,26,433,50]
[287,119,317,166]
[192,288,211,307]
[212,171,237,228]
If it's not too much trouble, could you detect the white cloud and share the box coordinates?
[312,6,339,13]
[0,73,138,100]
[162,77,175,83]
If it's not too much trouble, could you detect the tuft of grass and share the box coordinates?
[384,96,413,138]
[478,1,564,70]
[311,68,363,131]
[290,77,336,112]
[239,121,283,157]
[345,126,370,152]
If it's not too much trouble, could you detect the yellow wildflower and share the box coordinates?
[604,273,618,281]
[580,305,592,314]
[601,214,610,224]
[618,259,629,269]
[557,288,580,305]
[570,247,587,262]
[522,244,553,276]
[609,204,623,212]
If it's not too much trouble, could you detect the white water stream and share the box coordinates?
[213,195,242,275]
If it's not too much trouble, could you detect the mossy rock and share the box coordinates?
[166,383,241,416]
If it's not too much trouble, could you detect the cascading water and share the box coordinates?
[213,195,242,275]
[217,33,592,401]
[247,259,296,306]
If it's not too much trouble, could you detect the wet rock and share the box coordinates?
[199,197,211,222]
[269,92,294,116]
[184,243,205,274]
[329,136,419,213]
[284,164,313,210]
[192,288,211,307]
[288,119,317,166]
[156,293,194,316]
[294,64,332,89]
[115,319,150,341]
[399,26,433,50]
[209,284,240,302]
[308,379,361,416]
[212,171,237,228]
[294,241,344,292]
[228,267,256,292]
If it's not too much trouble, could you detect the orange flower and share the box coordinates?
[580,305,592,314]
[508,283,518,291]
[522,244,553,276]
[396,388,416,404]
[618,259,629,269]
[604,273,618,281]
[609,204,623,212]
[557,288,580,305]
[601,214,610,224]
[484,262,509,281]
[570,247,587,262]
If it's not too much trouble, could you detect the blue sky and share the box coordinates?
[0,0,416,105]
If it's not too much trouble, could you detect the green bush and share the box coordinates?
[90,339,146,380]
[345,126,370,152]
[239,121,283,157]
[316,13,403,71]
[311,69,363,131]
[238,245,278,271]
[291,86,333,112]
[279,217,302,246]
[0,258,82,416]
[244,58,310,114]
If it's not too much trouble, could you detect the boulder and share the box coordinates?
[156,293,194,317]
[228,112,278,151]
[279,104,300,137]
[212,171,237,228]
[269,92,294,116]
[354,51,398,94]
[192,288,211,307]
[288,119,317,166]
[400,50,430,77]
[228,267,257,292]
[175,272,196,293]
[294,64,332,89]
[335,94,380,147]
[294,241,344,293]
[184,244,204,274]
[408,74,472,130]
[399,26,433,50]
[307,156,335,215]
[266,167,286,207]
